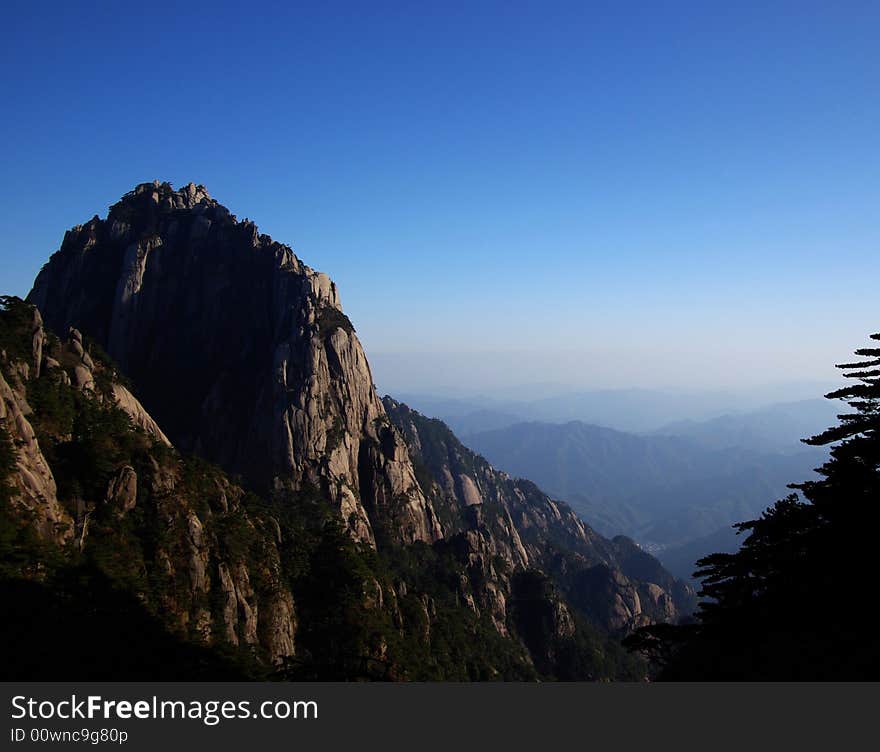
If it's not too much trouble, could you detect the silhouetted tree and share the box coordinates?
[626,332,880,679]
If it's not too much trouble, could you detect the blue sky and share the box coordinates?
[2,1,878,393]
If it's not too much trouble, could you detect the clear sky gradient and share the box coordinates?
[2,1,878,394]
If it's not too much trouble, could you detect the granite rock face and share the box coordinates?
[0,307,71,544]
[0,299,295,665]
[29,181,440,548]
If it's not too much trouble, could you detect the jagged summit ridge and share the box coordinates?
[118,180,214,210]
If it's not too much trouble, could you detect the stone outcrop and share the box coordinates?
[0,304,72,543]
[0,371,71,543]
[109,383,171,446]
[105,465,138,514]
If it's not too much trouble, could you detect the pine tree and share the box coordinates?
[626,333,880,679]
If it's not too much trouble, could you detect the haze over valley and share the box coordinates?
[392,392,835,579]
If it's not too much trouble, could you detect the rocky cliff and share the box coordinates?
[6,182,693,680]
[0,297,294,675]
[29,181,439,548]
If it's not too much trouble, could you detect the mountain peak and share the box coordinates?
[26,184,438,548]
[113,180,214,214]
[95,180,228,242]
[11,185,693,680]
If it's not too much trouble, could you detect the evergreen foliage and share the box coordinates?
[316,306,355,338]
[626,332,880,679]
[0,295,36,362]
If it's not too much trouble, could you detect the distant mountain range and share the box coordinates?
[460,418,828,580]
[652,399,840,454]
[396,385,835,437]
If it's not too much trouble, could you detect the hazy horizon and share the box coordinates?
[381,371,839,434]
[367,348,842,397]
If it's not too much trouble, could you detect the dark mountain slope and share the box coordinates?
[0,297,294,677]
[0,298,557,680]
[7,182,692,679]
